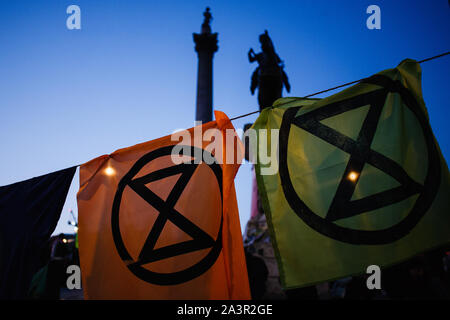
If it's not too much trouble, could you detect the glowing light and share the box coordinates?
[74,226,79,232]
[348,171,359,182]
[62,238,67,243]
[105,167,115,176]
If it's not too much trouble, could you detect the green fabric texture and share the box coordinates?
[252,59,450,289]
[28,264,49,299]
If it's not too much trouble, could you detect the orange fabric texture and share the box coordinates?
[77,111,250,299]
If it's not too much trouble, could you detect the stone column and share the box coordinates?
[193,8,218,123]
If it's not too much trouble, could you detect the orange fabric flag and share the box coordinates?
[77,111,250,299]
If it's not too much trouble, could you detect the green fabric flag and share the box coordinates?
[252,59,450,289]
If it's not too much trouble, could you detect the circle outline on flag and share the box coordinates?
[111,145,223,285]
[278,75,441,245]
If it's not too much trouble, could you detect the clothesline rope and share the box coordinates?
[70,51,449,169]
[228,51,450,121]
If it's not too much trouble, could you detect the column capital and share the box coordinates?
[193,32,218,54]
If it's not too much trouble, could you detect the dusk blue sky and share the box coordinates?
[0,1,449,234]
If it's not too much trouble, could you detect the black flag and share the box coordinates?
[0,166,76,299]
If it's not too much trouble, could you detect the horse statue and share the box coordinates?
[248,30,291,110]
